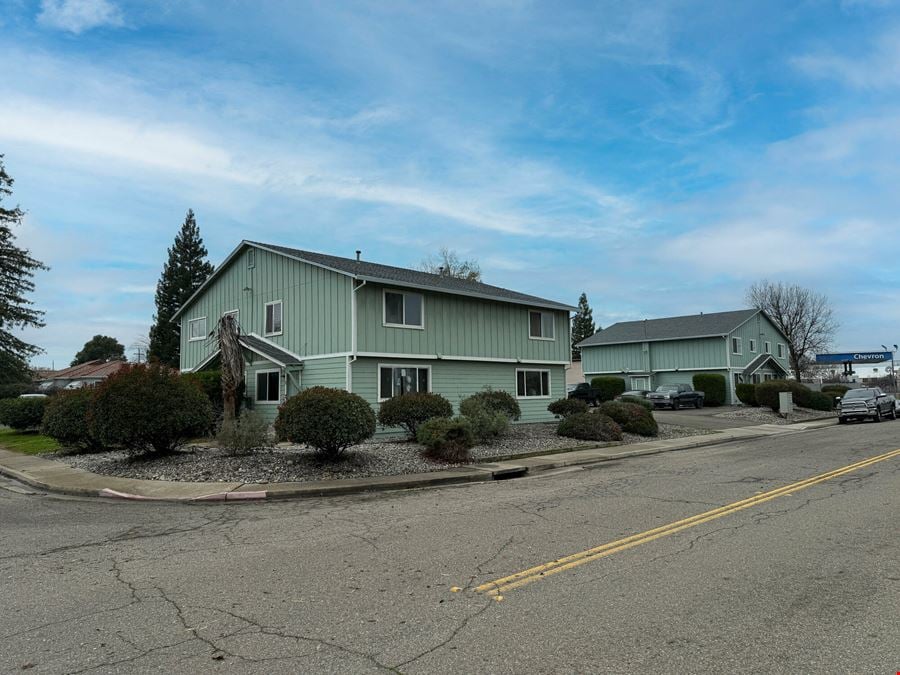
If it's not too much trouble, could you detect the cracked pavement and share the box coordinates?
[1,422,898,673]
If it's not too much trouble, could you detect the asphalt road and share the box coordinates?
[2,422,898,673]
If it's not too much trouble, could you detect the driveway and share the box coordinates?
[1,422,898,672]
[652,405,759,430]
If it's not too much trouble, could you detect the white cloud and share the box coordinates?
[792,26,900,90]
[37,0,124,34]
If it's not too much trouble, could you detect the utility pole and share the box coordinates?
[882,344,898,392]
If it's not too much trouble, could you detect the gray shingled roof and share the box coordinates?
[743,353,789,377]
[239,335,300,366]
[577,309,759,347]
[250,241,575,311]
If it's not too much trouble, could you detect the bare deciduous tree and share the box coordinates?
[419,248,481,282]
[746,281,837,380]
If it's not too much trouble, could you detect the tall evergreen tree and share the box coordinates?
[71,335,126,366]
[148,209,215,368]
[571,292,596,361]
[0,155,47,372]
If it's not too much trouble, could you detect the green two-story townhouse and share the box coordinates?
[576,309,792,404]
[172,241,575,427]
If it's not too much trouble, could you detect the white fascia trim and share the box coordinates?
[356,351,568,365]
[242,344,288,368]
[172,242,250,322]
[297,351,353,361]
[245,333,304,363]
[190,349,221,373]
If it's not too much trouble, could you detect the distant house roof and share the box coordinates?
[172,240,575,320]
[43,360,128,381]
[577,309,761,348]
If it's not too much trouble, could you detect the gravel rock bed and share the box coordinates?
[49,422,712,484]
[714,406,835,425]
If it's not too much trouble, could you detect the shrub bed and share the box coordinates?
[416,416,475,462]
[275,387,375,459]
[41,389,102,451]
[806,391,835,411]
[215,411,270,456]
[598,401,658,437]
[0,397,47,431]
[377,392,453,439]
[589,377,626,402]
[755,379,813,411]
[462,388,521,421]
[459,396,509,443]
[556,412,622,442]
[90,364,214,454]
[618,395,653,411]
[735,383,758,407]
[547,398,588,419]
[693,373,727,407]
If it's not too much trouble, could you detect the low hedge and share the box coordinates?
[806,391,835,411]
[693,373,727,407]
[275,387,375,459]
[417,416,475,462]
[40,389,102,451]
[556,412,622,442]
[618,395,653,411]
[0,397,47,431]
[463,389,521,421]
[598,401,658,437]
[377,392,453,439]
[547,398,588,419]
[735,383,758,407]
[459,396,509,443]
[755,380,813,411]
[0,383,35,400]
[589,377,626,402]
[821,384,850,397]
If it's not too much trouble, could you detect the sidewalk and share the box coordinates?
[0,419,837,502]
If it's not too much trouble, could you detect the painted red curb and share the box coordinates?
[98,488,155,500]
[226,490,267,500]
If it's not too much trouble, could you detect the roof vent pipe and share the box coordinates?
[356,250,361,261]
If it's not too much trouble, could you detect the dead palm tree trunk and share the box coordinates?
[219,314,243,422]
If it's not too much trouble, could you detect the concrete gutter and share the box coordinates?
[0,418,837,503]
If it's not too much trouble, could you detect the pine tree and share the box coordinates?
[148,210,215,368]
[571,292,596,361]
[0,155,48,370]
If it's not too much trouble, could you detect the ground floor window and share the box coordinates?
[516,369,550,398]
[752,374,761,384]
[631,376,650,390]
[379,365,430,400]
[255,370,280,403]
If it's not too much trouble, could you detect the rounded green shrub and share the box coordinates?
[462,388,521,421]
[821,384,850,397]
[735,383,758,407]
[806,391,835,412]
[0,397,48,431]
[692,373,727,407]
[547,397,588,419]
[377,392,453,439]
[755,380,813,411]
[459,396,509,443]
[182,370,223,412]
[275,386,375,459]
[215,411,271,456]
[89,364,215,454]
[598,401,658,437]
[556,412,622,442]
[41,389,102,451]
[416,416,475,462]
[618,395,653,411]
[589,377,626,402]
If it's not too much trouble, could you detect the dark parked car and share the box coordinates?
[837,387,897,424]
[615,390,650,401]
[567,383,601,406]
[646,384,705,410]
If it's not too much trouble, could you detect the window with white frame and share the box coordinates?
[731,337,742,355]
[383,291,424,328]
[264,301,283,335]
[777,343,786,359]
[764,341,771,354]
[529,311,555,340]
[255,370,280,403]
[222,309,238,325]
[749,339,756,353]
[188,317,207,341]
[516,369,551,398]
[378,365,429,400]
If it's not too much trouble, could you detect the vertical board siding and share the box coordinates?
[650,338,725,370]
[580,343,646,375]
[351,357,565,430]
[728,313,791,372]
[244,356,348,425]
[299,357,348,390]
[179,246,353,371]
[355,283,569,362]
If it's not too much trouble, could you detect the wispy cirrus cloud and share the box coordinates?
[37,0,124,34]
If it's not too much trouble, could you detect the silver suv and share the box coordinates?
[837,387,897,424]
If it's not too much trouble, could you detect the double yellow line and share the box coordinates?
[475,448,900,597]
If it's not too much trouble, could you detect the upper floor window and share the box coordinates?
[383,290,423,329]
[749,339,756,353]
[529,311,555,340]
[188,317,207,342]
[379,365,430,400]
[247,249,256,269]
[777,343,786,359]
[731,337,742,355]
[764,341,771,354]
[265,300,283,336]
[517,369,551,398]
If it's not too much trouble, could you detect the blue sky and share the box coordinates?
[1,0,899,368]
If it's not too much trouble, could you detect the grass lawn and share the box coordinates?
[0,427,60,455]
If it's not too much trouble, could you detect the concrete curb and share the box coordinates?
[0,418,837,503]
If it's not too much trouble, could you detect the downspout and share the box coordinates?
[347,279,367,391]
[724,335,733,404]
